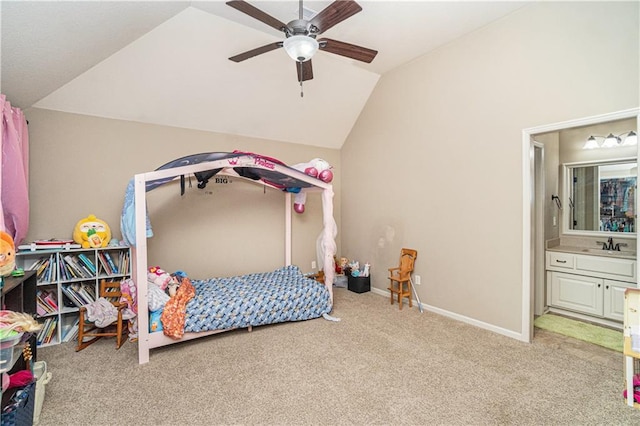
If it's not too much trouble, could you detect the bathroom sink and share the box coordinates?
[581,248,636,258]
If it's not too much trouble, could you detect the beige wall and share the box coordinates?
[341,2,639,333]
[23,108,341,279]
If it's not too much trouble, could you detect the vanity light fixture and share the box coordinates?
[583,131,638,149]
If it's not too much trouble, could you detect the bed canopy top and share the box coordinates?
[145,151,325,192]
[128,151,337,364]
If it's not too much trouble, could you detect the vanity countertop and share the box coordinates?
[546,245,636,260]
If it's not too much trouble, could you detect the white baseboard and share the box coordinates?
[370,287,525,341]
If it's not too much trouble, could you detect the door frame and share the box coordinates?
[521,107,640,342]
[532,141,545,318]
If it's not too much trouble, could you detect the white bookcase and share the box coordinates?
[15,246,131,347]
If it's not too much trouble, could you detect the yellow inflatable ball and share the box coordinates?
[73,214,111,248]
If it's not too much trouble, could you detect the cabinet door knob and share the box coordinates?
[606,285,609,289]
[598,284,601,288]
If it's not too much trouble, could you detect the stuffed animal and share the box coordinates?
[73,214,111,248]
[148,266,180,296]
[148,266,172,290]
[362,262,371,277]
[0,232,16,277]
[290,158,334,214]
[348,260,360,277]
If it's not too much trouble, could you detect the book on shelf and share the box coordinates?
[44,318,57,344]
[77,253,96,274]
[96,252,109,275]
[62,318,80,343]
[71,255,93,277]
[97,251,114,275]
[63,255,91,279]
[28,257,48,271]
[103,251,118,274]
[37,254,57,283]
[61,258,80,279]
[61,285,86,308]
[78,285,96,305]
[36,304,47,316]
[117,250,129,275]
[43,292,58,311]
[36,293,51,312]
[36,289,59,310]
[37,317,58,345]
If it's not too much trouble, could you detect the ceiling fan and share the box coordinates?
[226,0,377,87]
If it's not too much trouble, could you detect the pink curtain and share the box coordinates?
[1,94,29,246]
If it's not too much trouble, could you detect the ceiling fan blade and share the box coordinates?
[296,60,314,82]
[226,0,288,33]
[318,38,377,63]
[309,0,362,34]
[229,42,283,62]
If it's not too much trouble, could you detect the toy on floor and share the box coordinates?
[73,214,111,248]
[623,373,640,403]
[0,231,16,277]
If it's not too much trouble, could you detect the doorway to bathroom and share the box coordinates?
[522,108,640,343]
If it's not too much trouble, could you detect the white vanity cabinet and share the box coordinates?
[604,280,635,321]
[546,250,637,323]
[549,272,603,316]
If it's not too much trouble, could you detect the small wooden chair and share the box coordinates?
[388,248,418,310]
[76,280,128,351]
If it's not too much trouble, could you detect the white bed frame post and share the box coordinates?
[285,192,292,266]
[134,173,150,365]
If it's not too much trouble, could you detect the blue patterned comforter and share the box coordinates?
[183,265,331,333]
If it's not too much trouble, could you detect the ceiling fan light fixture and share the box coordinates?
[283,35,319,62]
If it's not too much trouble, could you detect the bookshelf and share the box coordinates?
[15,246,131,347]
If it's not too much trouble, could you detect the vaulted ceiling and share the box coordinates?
[1,1,528,148]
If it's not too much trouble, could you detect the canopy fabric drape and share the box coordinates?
[1,94,29,245]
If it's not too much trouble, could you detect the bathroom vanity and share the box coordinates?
[546,246,636,326]
[543,155,638,328]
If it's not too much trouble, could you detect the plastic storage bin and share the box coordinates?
[334,275,348,288]
[32,361,51,425]
[0,332,23,373]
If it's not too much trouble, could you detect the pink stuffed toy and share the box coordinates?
[148,266,175,291]
[291,158,334,214]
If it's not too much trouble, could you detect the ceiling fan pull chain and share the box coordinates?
[299,61,304,97]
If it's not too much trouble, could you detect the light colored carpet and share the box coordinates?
[36,288,640,425]
[534,313,623,353]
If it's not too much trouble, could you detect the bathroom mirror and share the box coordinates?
[565,159,637,234]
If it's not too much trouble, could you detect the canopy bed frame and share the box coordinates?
[131,152,336,364]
